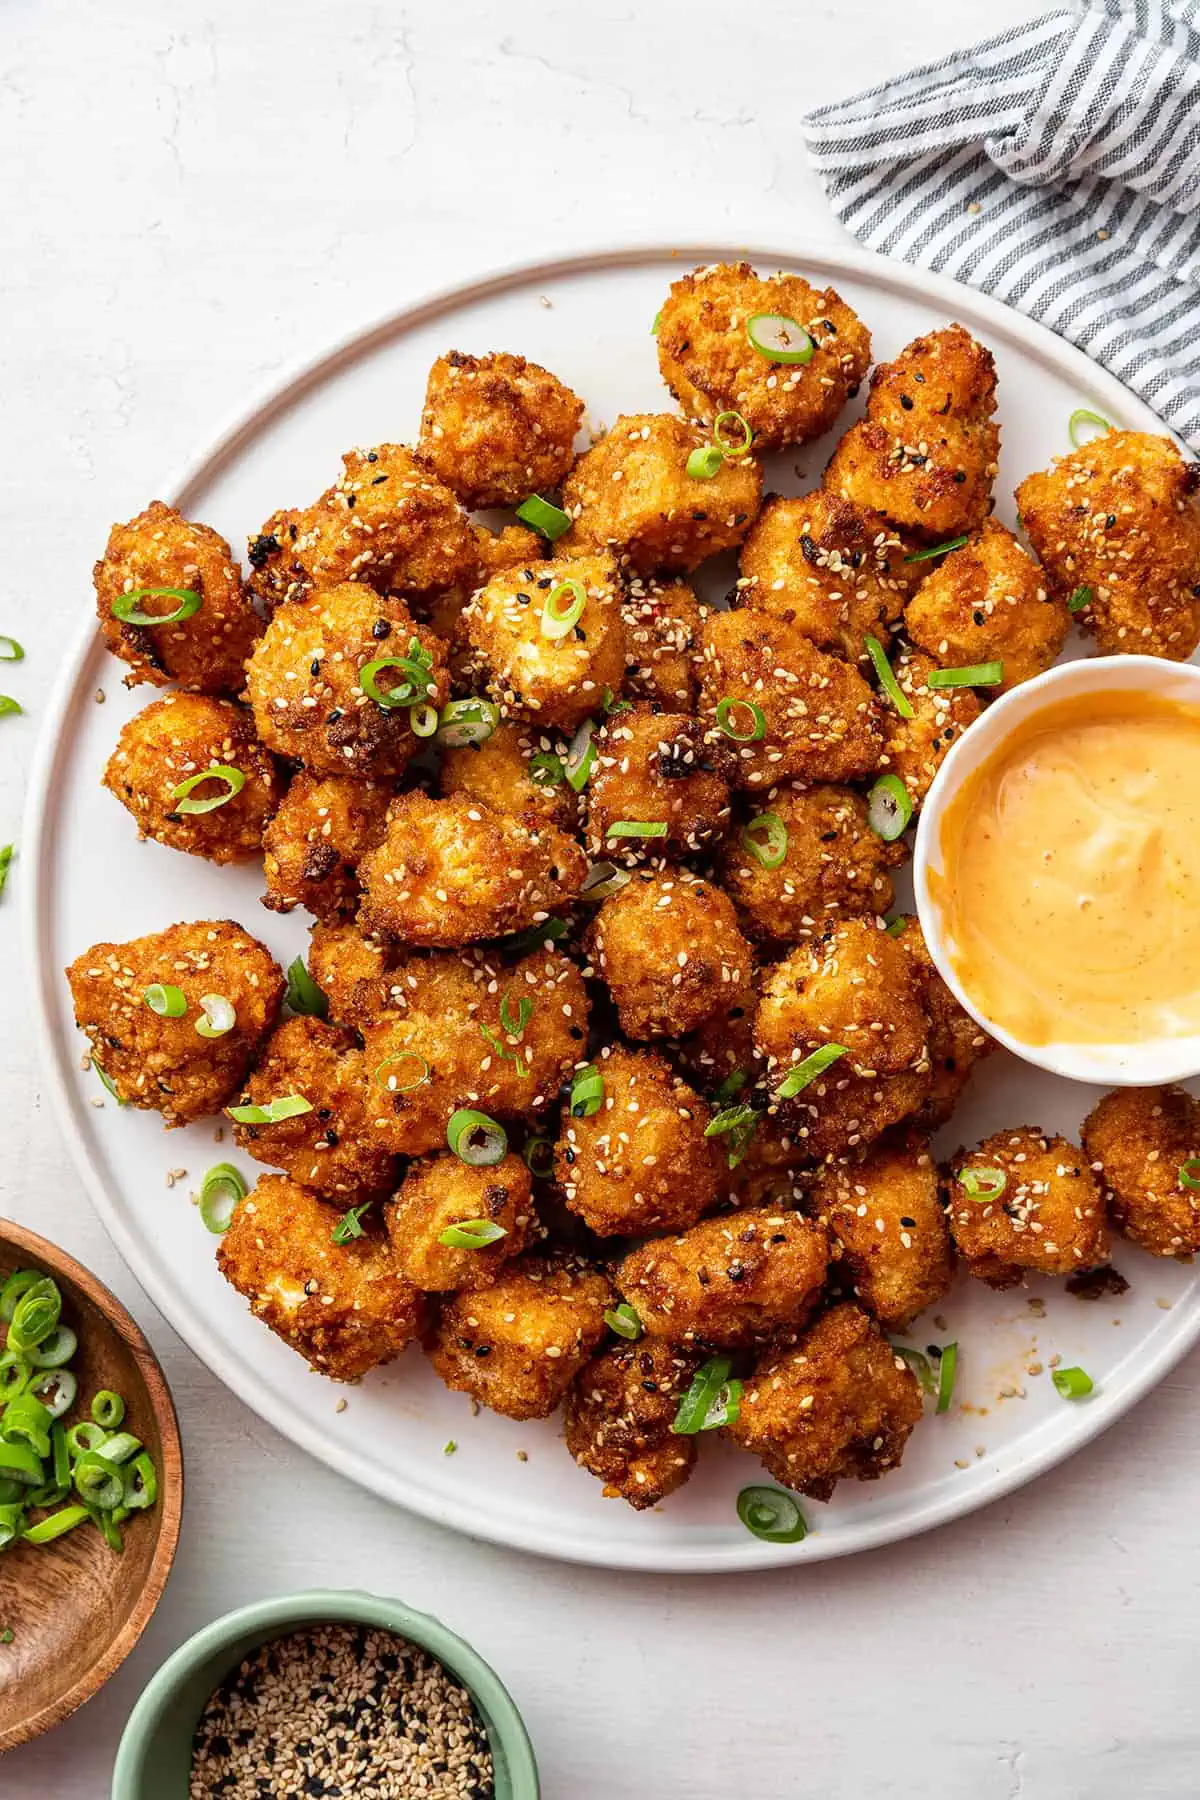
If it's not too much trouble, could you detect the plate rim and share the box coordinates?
[26,234,1200,1573]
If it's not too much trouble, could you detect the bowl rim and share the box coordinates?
[913,652,1200,1086]
[0,1216,184,1754]
[110,1587,540,1800]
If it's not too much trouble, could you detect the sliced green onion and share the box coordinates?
[936,1341,958,1414]
[903,536,969,564]
[0,845,12,898]
[569,1065,605,1118]
[90,1507,125,1553]
[75,1451,124,1511]
[195,993,236,1039]
[8,1281,62,1352]
[713,1070,748,1104]
[228,1095,313,1125]
[436,697,500,748]
[1,1394,52,1457]
[410,701,439,738]
[25,1481,68,1510]
[716,697,766,743]
[31,1371,77,1421]
[1053,1365,1094,1401]
[360,644,436,709]
[604,1304,642,1341]
[959,1165,1007,1200]
[0,697,21,719]
[143,983,186,1019]
[523,1137,555,1179]
[703,1102,761,1170]
[0,1272,39,1323]
[122,1452,158,1511]
[1067,585,1092,614]
[1179,1160,1200,1191]
[0,1506,25,1549]
[529,752,565,788]
[516,495,571,541]
[51,1421,70,1489]
[0,1354,31,1403]
[499,990,533,1038]
[602,688,631,716]
[736,1484,808,1543]
[94,1063,125,1104]
[746,312,814,365]
[885,916,909,938]
[332,1202,372,1246]
[651,310,662,335]
[580,860,629,902]
[672,1357,742,1434]
[606,819,668,840]
[686,445,725,480]
[927,662,1004,690]
[0,1479,22,1505]
[111,587,201,626]
[497,916,569,957]
[169,765,246,815]
[0,1443,42,1486]
[741,812,788,871]
[447,1108,508,1167]
[438,1219,508,1249]
[713,410,753,457]
[65,1421,106,1457]
[95,1432,141,1466]
[868,773,914,842]
[374,1052,431,1093]
[891,1344,936,1396]
[864,635,914,719]
[565,718,597,792]
[90,1390,125,1430]
[27,1325,76,1370]
[1069,408,1112,448]
[541,578,587,641]
[286,956,328,1018]
[199,1163,247,1234]
[22,1506,88,1545]
[0,637,24,661]
[775,1044,848,1100]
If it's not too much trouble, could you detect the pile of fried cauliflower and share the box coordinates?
[68,262,1200,1517]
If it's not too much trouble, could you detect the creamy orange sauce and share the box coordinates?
[934,690,1200,1046]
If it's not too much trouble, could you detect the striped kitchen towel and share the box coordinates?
[801,0,1200,449]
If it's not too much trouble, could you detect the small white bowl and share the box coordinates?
[914,653,1200,1088]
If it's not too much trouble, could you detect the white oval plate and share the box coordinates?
[26,242,1200,1571]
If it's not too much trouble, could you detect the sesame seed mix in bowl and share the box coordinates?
[188,1623,495,1800]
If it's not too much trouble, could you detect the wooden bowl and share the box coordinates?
[0,1219,183,1753]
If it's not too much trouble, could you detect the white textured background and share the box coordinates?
[5,2,1199,1796]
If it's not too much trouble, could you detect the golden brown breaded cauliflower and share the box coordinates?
[617,1207,828,1348]
[755,916,929,1084]
[474,521,543,579]
[439,718,579,831]
[716,784,904,947]
[672,973,760,1097]
[778,1068,930,1167]
[1083,1085,1200,1257]
[362,945,589,1155]
[103,694,281,862]
[585,709,731,864]
[307,921,393,1028]
[417,350,583,509]
[245,587,450,780]
[66,920,285,1127]
[95,501,261,694]
[621,576,702,710]
[896,915,994,1129]
[384,1151,534,1292]
[246,443,479,607]
[656,262,871,451]
[947,1128,1108,1287]
[725,1111,813,1209]
[561,413,762,574]
[216,1173,426,1381]
[262,772,392,921]
[229,1015,397,1200]
[810,1133,953,1329]
[725,1303,924,1499]
[825,325,1000,540]
[555,1044,724,1237]
[425,1253,613,1420]
[564,1338,700,1510]
[357,793,586,946]
[697,608,882,791]
[587,869,751,1039]
[1015,430,1200,659]
[464,553,626,733]
[904,520,1068,692]
[738,491,913,659]
[875,647,981,811]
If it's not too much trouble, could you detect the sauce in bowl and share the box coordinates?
[932,688,1200,1048]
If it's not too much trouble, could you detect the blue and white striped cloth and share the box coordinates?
[801,0,1200,449]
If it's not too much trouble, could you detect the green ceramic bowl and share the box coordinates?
[110,1588,539,1799]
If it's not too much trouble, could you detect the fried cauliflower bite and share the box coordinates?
[780,1067,930,1167]
[1015,430,1200,660]
[464,553,627,734]
[425,1253,613,1420]
[697,609,882,791]
[587,869,751,1040]
[357,793,586,947]
[216,1173,425,1381]
[307,920,393,1028]
[417,350,583,509]
[94,501,261,694]
[825,325,1000,540]
[384,1151,533,1292]
[725,1112,813,1209]
[561,413,762,574]
[474,521,543,579]
[726,1304,923,1500]
[439,717,579,831]
[656,262,871,452]
[896,916,994,1129]
[362,945,589,1155]
[810,1134,953,1329]
[947,1128,1108,1287]
[622,576,702,710]
[585,709,731,864]
[66,920,285,1126]
[617,1207,829,1349]
[1082,1085,1200,1257]
[555,1045,724,1237]
[755,916,929,1084]
[716,784,904,948]
[904,520,1067,692]
[738,492,912,659]
[245,588,449,780]
[876,647,981,811]
[262,772,392,921]
[672,972,760,1096]
[103,694,281,862]
[564,1338,700,1510]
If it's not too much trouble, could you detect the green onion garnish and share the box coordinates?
[565,718,597,791]
[1052,1365,1094,1401]
[0,1355,30,1404]
[73,1451,124,1512]
[1068,408,1112,448]
[8,1282,61,1353]
[0,845,12,899]
[580,860,629,902]
[194,993,236,1039]
[374,1052,431,1093]
[959,1165,1007,1200]
[716,697,766,742]
[516,495,572,541]
[885,915,909,938]
[672,1356,742,1434]
[606,819,668,840]
[360,644,436,709]
[891,1344,936,1395]
[285,956,328,1018]
[602,688,632,716]
[436,697,499,748]
[94,1064,124,1105]
[497,916,570,957]
[332,1202,372,1246]
[686,445,725,480]
[927,662,1004,689]
[541,578,587,641]
[741,811,788,870]
[529,752,565,787]
[713,410,753,457]
[0,1272,39,1322]
[29,1326,76,1372]
[169,765,245,814]
[569,1065,605,1118]
[604,1304,642,1341]
[745,312,814,365]
[1067,586,1092,614]
[703,1102,761,1169]
[1178,1160,1200,1191]
[438,1219,508,1250]
[0,638,24,661]
[91,1391,125,1430]
[447,1108,508,1167]
[936,1341,958,1413]
[903,536,969,564]
[523,1137,555,1179]
[499,990,533,1037]
[864,635,914,719]
[867,773,913,842]
[651,310,662,335]
[199,1163,247,1233]
[410,702,439,738]
[0,698,22,719]
[22,1507,88,1546]
[775,1044,848,1100]
[111,587,201,626]
[143,983,186,1019]
[228,1095,313,1125]
[737,1484,808,1543]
